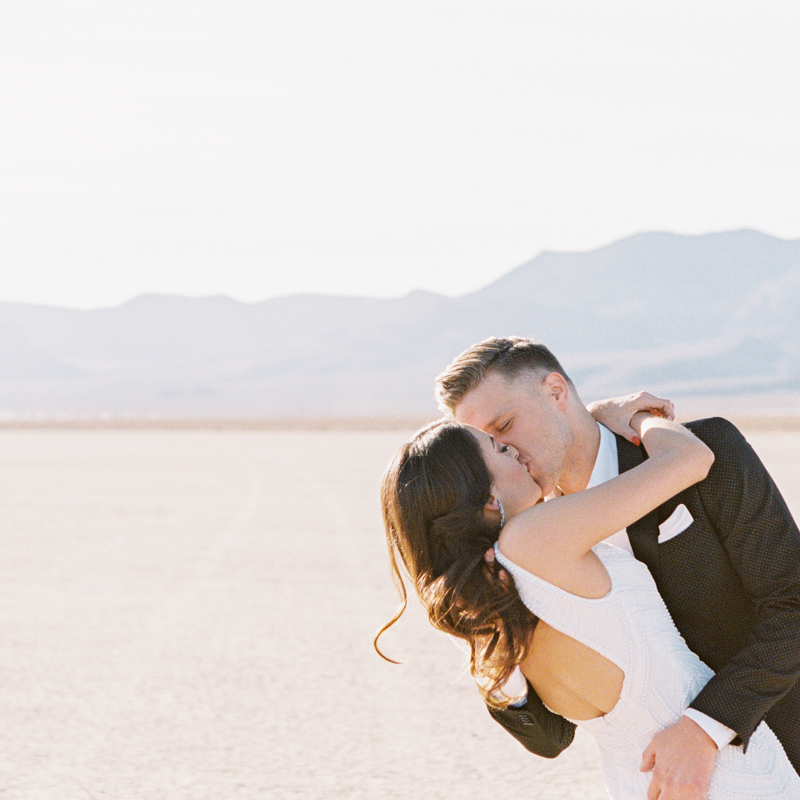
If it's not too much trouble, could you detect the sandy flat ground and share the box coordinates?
[1,426,799,799]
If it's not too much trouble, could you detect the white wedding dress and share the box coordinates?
[494,542,800,800]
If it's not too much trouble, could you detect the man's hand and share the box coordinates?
[640,716,718,800]
[587,391,675,445]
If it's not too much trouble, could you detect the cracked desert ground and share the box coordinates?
[1,424,798,799]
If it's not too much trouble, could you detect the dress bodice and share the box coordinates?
[494,542,800,800]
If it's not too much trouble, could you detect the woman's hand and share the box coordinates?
[587,392,675,445]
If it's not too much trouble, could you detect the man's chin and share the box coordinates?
[541,484,562,501]
[528,480,552,502]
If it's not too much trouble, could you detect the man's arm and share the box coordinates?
[642,417,800,799]
[686,417,800,743]
[486,679,576,758]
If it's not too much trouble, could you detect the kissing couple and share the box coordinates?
[377,337,800,800]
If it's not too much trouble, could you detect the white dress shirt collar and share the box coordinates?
[587,423,619,488]
[587,423,634,556]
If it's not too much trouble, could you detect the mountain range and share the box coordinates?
[2,229,800,420]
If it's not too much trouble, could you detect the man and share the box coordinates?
[435,337,800,800]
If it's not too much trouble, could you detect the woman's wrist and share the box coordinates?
[630,410,653,437]
[586,392,674,445]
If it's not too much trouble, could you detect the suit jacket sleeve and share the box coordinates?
[685,418,800,749]
[486,679,576,758]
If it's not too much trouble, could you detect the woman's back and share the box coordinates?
[513,543,625,720]
[521,617,624,720]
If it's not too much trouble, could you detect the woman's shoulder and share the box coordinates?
[497,511,550,575]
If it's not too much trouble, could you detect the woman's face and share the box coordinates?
[467,426,542,517]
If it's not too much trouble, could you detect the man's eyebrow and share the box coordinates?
[485,411,507,432]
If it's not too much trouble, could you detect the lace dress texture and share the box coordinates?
[494,542,800,800]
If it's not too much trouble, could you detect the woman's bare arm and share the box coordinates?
[498,413,714,570]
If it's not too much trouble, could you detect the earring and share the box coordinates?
[498,499,506,528]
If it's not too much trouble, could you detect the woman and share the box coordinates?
[376,410,800,799]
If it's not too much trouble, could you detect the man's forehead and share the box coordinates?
[454,372,518,429]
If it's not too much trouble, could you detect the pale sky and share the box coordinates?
[2,1,799,309]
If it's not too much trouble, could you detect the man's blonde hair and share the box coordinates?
[435,337,573,415]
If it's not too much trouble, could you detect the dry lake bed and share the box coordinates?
[1,424,799,799]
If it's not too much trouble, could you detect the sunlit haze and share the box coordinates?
[2,1,798,309]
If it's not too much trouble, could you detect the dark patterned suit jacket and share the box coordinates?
[487,418,800,772]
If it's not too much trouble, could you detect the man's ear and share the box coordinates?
[542,372,569,406]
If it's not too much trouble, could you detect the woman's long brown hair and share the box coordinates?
[375,419,536,708]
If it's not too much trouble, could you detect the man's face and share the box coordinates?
[454,369,572,498]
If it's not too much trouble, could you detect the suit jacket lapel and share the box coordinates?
[616,434,661,571]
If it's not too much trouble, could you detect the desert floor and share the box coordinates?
[1,425,799,799]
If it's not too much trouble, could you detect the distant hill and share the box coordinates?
[2,229,800,420]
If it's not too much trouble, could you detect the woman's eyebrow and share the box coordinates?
[489,435,497,450]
